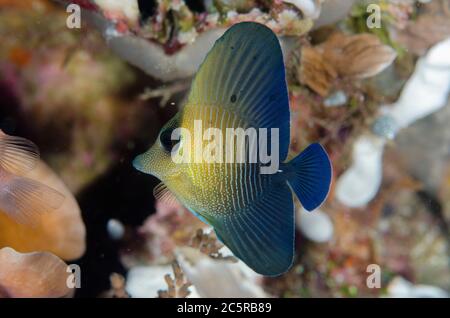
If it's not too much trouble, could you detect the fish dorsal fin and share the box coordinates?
[153,182,179,207]
[187,22,290,161]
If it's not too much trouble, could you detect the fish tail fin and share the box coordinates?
[0,176,65,225]
[286,143,332,211]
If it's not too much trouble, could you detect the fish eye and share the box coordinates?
[159,128,180,152]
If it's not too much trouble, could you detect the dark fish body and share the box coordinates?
[134,22,332,276]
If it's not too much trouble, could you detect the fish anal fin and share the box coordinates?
[210,182,294,276]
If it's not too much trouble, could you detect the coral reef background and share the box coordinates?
[0,0,449,298]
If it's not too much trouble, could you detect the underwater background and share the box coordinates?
[0,0,449,298]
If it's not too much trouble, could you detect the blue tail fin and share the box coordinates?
[287,143,332,211]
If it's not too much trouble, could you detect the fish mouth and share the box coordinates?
[132,152,163,179]
[132,154,148,174]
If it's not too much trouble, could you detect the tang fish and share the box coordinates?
[0,130,64,224]
[133,22,332,276]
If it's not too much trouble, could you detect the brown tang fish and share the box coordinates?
[133,22,332,276]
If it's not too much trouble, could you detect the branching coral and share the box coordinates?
[103,273,130,298]
[157,260,192,298]
[190,228,237,262]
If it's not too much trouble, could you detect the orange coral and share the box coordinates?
[0,247,72,298]
[0,161,86,260]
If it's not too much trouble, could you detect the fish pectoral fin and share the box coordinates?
[0,132,39,175]
[0,176,65,225]
[153,182,179,207]
[211,183,294,276]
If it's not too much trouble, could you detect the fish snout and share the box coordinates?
[132,154,148,173]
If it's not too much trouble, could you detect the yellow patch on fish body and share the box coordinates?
[164,103,268,220]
